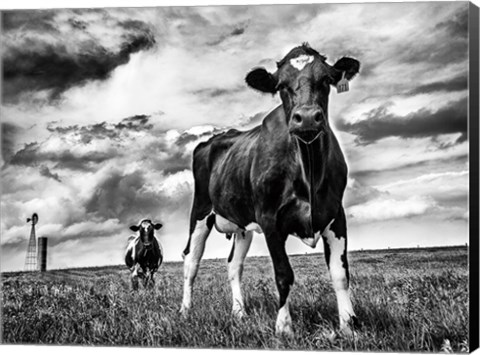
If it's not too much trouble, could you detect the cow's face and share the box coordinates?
[130,219,162,248]
[246,44,360,144]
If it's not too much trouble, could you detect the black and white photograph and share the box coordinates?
[1,0,479,352]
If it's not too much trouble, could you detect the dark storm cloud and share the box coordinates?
[435,7,468,38]
[191,85,245,98]
[113,115,153,131]
[1,10,57,32]
[174,127,223,147]
[141,139,192,175]
[85,169,192,223]
[39,165,61,182]
[2,10,156,104]
[398,7,468,68]
[10,142,116,171]
[1,122,23,164]
[337,97,467,145]
[206,24,248,46]
[407,73,467,96]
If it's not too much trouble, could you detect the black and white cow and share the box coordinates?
[125,219,163,290]
[180,43,360,337]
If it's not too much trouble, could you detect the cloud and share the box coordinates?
[406,73,467,96]
[1,122,23,164]
[2,9,156,104]
[343,178,387,208]
[347,195,436,223]
[374,170,468,209]
[435,7,468,38]
[350,153,468,187]
[39,165,61,182]
[10,141,117,171]
[84,168,193,225]
[337,97,467,145]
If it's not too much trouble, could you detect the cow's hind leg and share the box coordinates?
[265,232,294,338]
[228,231,253,318]
[322,209,357,336]
[180,214,214,315]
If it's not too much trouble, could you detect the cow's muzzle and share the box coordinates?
[289,107,325,144]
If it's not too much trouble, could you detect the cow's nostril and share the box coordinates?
[292,113,302,124]
[314,112,323,123]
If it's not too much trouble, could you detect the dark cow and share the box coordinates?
[125,219,163,290]
[180,43,360,337]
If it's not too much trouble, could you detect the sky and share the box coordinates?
[0,1,472,271]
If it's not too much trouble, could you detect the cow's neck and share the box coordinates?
[296,133,329,214]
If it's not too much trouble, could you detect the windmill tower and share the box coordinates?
[24,213,39,272]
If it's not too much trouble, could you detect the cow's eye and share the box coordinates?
[324,75,335,86]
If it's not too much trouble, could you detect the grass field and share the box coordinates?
[1,246,469,352]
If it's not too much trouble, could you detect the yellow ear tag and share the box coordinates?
[336,72,349,93]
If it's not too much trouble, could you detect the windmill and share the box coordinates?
[24,213,39,272]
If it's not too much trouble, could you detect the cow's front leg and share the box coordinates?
[322,211,357,336]
[228,231,253,318]
[131,264,141,291]
[180,215,213,315]
[265,232,294,338]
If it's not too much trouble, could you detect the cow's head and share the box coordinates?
[246,43,360,144]
[130,219,163,249]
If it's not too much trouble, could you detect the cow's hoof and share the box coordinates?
[275,324,294,339]
[232,302,246,319]
[339,325,356,339]
[338,317,361,339]
[232,308,246,319]
[275,313,293,339]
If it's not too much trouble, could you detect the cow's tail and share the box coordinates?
[182,142,215,259]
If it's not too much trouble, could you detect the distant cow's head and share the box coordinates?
[130,219,163,249]
[246,43,360,144]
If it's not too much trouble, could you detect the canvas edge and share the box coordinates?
[469,1,480,352]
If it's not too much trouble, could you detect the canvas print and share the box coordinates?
[1,1,478,352]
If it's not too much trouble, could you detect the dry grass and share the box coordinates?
[1,246,469,352]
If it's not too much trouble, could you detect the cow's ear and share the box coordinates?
[332,57,360,84]
[130,225,140,232]
[154,223,163,230]
[245,67,278,94]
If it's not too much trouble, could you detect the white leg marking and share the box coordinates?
[275,299,293,338]
[181,215,212,314]
[228,231,253,318]
[322,221,355,332]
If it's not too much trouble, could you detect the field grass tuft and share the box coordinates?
[1,246,469,351]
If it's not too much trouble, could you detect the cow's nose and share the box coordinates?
[291,108,325,130]
[290,107,325,143]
